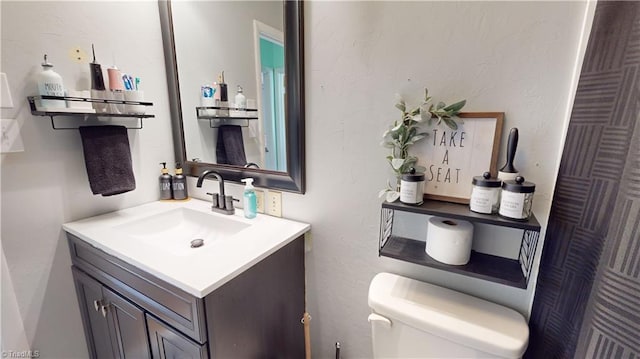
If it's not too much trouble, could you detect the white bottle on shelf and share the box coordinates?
[234,85,246,116]
[36,54,66,109]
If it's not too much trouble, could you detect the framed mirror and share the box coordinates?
[159,0,305,193]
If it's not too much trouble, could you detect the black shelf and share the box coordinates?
[378,199,542,289]
[382,200,541,231]
[196,105,258,112]
[28,95,154,130]
[196,106,258,128]
[380,235,527,288]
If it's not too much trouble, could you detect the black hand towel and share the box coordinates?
[216,125,247,166]
[79,125,136,196]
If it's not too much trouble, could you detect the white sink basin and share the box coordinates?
[63,199,310,297]
[114,207,250,256]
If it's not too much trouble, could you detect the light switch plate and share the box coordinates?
[255,189,265,213]
[0,73,14,108]
[266,191,282,217]
[1,119,24,153]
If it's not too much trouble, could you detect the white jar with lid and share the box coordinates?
[470,172,501,214]
[499,176,535,220]
[400,168,425,205]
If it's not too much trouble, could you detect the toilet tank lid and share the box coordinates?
[368,273,529,359]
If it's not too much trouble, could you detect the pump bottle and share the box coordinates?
[172,163,188,200]
[36,54,66,109]
[241,178,257,219]
[159,162,173,200]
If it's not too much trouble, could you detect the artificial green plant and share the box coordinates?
[379,88,466,202]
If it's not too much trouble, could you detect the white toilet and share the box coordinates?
[368,273,529,358]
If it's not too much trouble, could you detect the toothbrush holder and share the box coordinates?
[124,90,145,115]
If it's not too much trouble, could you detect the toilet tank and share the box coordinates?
[368,273,529,359]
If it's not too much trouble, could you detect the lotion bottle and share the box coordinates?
[172,163,188,200]
[159,162,173,200]
[241,178,257,219]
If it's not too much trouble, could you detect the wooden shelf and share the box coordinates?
[380,235,527,288]
[382,200,540,231]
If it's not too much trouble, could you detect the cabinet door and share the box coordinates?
[103,287,151,359]
[147,315,207,359]
[72,267,116,359]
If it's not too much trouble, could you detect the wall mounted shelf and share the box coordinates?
[28,95,154,130]
[379,200,541,289]
[196,106,258,128]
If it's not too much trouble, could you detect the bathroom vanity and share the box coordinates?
[63,199,310,358]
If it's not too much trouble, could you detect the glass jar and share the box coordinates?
[470,172,501,214]
[499,176,535,220]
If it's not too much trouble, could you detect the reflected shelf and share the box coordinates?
[196,106,258,128]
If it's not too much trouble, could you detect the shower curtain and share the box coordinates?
[526,2,640,358]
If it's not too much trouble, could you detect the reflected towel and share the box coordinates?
[216,125,247,166]
[79,125,136,196]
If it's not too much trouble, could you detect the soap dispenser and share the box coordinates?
[159,162,173,200]
[172,163,188,200]
[36,54,66,109]
[241,178,257,219]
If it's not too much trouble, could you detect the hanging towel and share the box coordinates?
[79,125,136,196]
[216,125,247,166]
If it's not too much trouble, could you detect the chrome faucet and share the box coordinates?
[196,170,235,215]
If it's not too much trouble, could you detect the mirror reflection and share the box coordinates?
[171,1,286,171]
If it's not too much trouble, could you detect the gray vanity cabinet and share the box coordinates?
[68,233,305,359]
[72,267,151,359]
[147,315,207,359]
[72,267,116,358]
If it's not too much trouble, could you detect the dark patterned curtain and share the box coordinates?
[526,2,640,358]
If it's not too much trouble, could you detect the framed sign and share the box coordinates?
[417,112,504,204]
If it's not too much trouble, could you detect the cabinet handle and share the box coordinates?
[100,303,109,317]
[93,300,102,312]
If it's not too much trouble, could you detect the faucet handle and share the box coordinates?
[224,195,237,213]
[206,192,219,208]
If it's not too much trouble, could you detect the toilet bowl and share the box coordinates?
[368,273,529,358]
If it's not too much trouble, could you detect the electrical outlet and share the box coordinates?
[266,191,282,217]
[255,189,265,213]
[69,47,88,63]
[1,119,24,153]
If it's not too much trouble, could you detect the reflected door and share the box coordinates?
[254,20,286,172]
[261,61,286,171]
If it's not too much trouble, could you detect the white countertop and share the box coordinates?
[63,199,310,298]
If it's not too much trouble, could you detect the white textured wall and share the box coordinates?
[283,1,589,357]
[0,2,174,358]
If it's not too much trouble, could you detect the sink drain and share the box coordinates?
[190,239,204,248]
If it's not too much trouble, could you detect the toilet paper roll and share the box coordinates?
[425,217,474,265]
